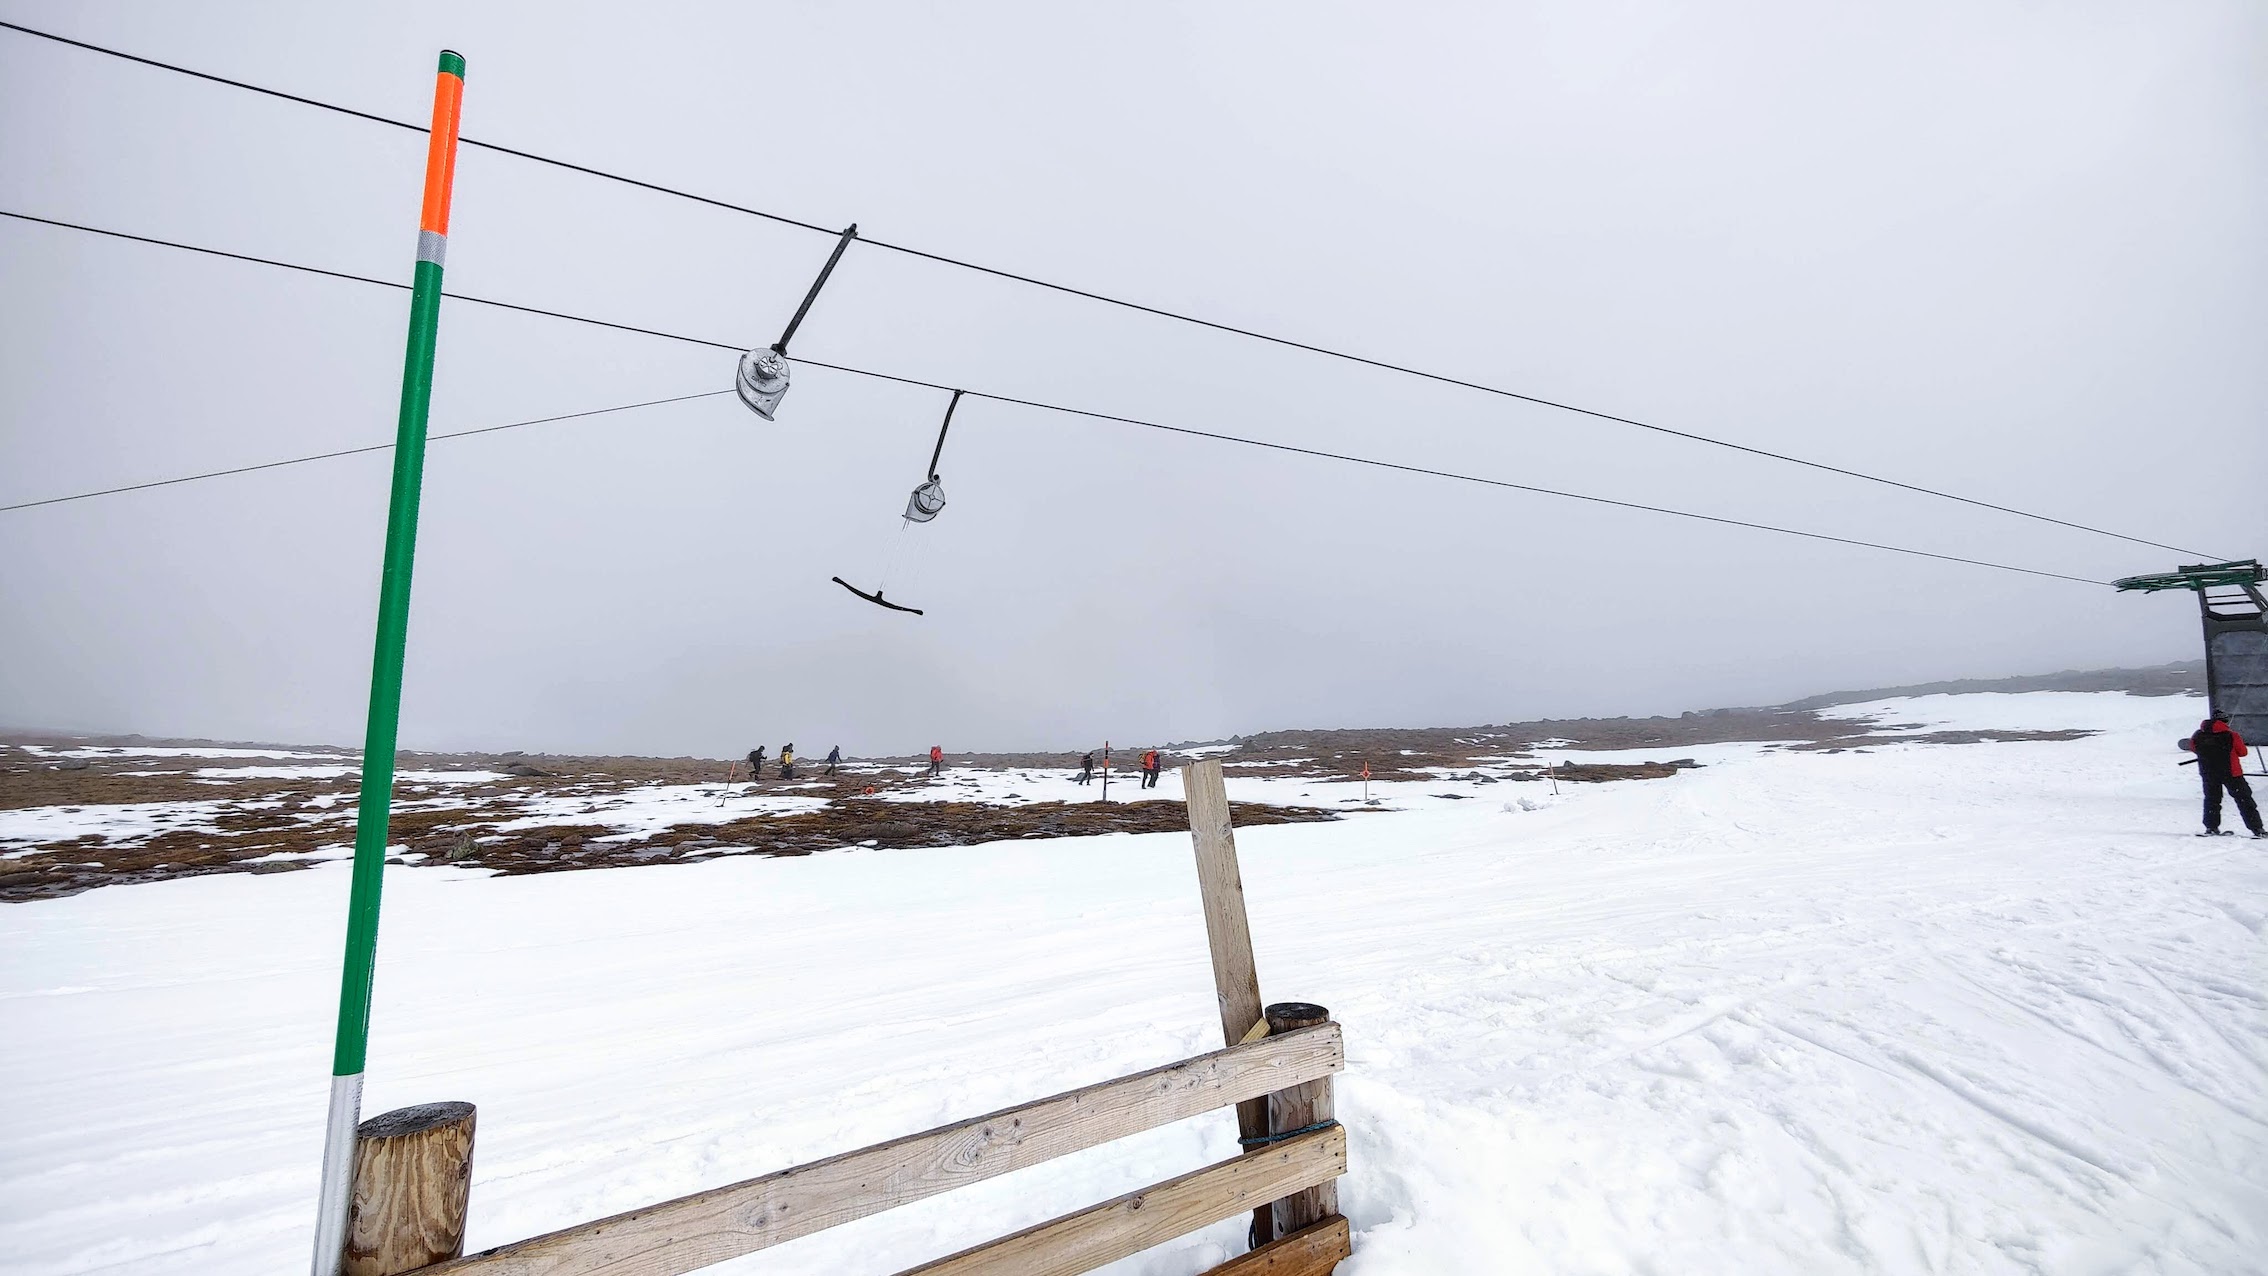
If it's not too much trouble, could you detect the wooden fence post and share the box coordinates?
[1181,758,1275,1246]
[1263,1003,1338,1238]
[345,1101,476,1275]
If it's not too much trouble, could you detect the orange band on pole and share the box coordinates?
[418,68,464,235]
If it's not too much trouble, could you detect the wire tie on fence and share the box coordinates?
[1238,1119,1339,1147]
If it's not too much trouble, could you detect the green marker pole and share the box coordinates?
[310,50,465,1276]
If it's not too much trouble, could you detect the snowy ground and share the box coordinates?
[2,691,2263,1274]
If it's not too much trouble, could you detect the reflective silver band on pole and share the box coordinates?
[310,1071,365,1276]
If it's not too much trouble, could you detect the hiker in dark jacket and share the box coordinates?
[2186,712,2264,836]
[1077,752,1095,785]
[825,745,841,775]
[746,747,765,781]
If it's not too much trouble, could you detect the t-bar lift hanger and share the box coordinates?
[736,223,858,420]
[832,389,964,615]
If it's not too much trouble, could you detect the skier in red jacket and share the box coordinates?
[2184,711,2264,837]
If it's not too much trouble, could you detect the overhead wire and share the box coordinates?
[0,19,838,237]
[0,210,743,351]
[0,389,731,514]
[0,17,2213,561]
[0,208,2108,586]
[790,358,2111,587]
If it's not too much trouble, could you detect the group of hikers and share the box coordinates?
[735,741,1195,790]
[740,744,946,782]
[1074,748,1167,788]
[732,738,1204,789]
[741,743,841,781]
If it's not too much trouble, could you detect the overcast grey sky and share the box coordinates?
[2,1,2262,757]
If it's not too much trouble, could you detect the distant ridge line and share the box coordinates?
[1768,660,2204,713]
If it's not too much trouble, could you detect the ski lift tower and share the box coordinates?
[2114,559,2268,766]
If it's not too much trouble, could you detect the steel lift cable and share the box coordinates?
[0,391,732,514]
[0,18,2216,561]
[0,207,2111,587]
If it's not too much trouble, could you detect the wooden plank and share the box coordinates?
[1183,759,1264,1048]
[894,1125,1347,1276]
[427,1024,1343,1276]
[1197,1216,1351,1276]
[1181,758,1274,1243]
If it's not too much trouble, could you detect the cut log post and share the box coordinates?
[345,1101,476,1276]
[1262,1004,1339,1239]
[1181,758,1273,1246]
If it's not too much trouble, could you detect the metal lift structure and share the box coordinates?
[2115,559,2268,769]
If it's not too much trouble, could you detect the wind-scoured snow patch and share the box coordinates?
[19,745,350,760]
[189,765,354,781]
[1173,743,1241,758]
[494,785,832,835]
[0,801,235,855]
[241,846,355,864]
[1817,690,2182,736]
[161,766,511,783]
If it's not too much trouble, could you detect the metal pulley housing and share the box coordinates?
[736,347,790,420]
[735,223,856,421]
[904,477,947,522]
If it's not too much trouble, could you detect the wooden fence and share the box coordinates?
[340,760,1350,1276]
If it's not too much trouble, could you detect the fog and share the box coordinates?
[3,0,2262,757]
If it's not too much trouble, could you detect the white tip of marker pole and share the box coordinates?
[310,1071,365,1276]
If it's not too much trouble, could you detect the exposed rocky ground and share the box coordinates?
[0,746,1337,901]
[1,663,2189,901]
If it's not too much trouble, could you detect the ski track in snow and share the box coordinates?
[2,692,2265,1274]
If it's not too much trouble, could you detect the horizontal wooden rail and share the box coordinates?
[1202,1216,1352,1275]
[893,1125,1347,1276]
[428,1022,1344,1276]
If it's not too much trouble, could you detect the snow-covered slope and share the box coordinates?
[1,691,2261,1274]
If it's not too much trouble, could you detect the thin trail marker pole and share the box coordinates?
[1101,740,1110,804]
[312,49,465,1276]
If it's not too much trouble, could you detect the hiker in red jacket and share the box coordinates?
[927,745,944,778]
[2184,711,2264,837]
